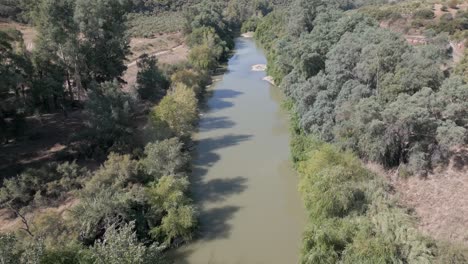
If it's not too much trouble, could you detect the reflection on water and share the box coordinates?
[173,37,306,264]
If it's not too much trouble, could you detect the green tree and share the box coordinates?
[150,83,198,138]
[85,80,134,150]
[147,175,196,244]
[74,0,132,85]
[136,54,168,101]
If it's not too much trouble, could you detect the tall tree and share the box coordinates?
[74,0,132,86]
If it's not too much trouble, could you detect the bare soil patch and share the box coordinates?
[0,20,36,51]
[0,196,79,233]
[123,32,188,90]
[367,148,468,246]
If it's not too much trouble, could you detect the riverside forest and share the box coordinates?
[0,0,467,263]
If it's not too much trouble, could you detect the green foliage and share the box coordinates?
[413,8,434,19]
[90,222,166,264]
[0,161,85,210]
[295,136,435,263]
[188,44,219,70]
[0,234,20,263]
[150,83,198,139]
[85,81,134,152]
[170,69,209,96]
[224,0,272,27]
[136,54,169,101]
[147,175,196,244]
[455,50,468,82]
[141,138,190,180]
[74,0,132,84]
[256,1,468,261]
[256,0,467,174]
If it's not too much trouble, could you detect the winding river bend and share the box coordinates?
[174,37,306,263]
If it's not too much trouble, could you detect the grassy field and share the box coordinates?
[127,11,185,38]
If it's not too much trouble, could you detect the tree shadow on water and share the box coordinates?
[169,205,242,263]
[193,134,253,167]
[201,89,243,112]
[197,205,241,241]
[195,176,248,204]
[198,116,235,132]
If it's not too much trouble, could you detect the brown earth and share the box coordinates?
[0,196,79,234]
[0,20,37,51]
[367,147,468,246]
[123,32,189,91]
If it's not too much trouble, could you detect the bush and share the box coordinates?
[241,17,259,33]
[83,153,141,194]
[147,175,196,244]
[413,8,434,19]
[170,69,209,96]
[90,222,167,264]
[0,162,85,210]
[141,138,190,181]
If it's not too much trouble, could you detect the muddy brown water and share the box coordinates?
[173,37,306,264]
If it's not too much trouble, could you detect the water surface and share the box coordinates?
[174,37,306,264]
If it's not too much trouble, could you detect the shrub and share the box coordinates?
[0,234,20,263]
[413,8,434,19]
[90,222,167,264]
[147,175,196,244]
[241,17,259,33]
[141,138,190,181]
[83,153,141,194]
[0,162,85,209]
[170,69,209,96]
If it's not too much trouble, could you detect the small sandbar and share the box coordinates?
[251,64,267,72]
[263,76,275,85]
[241,32,254,38]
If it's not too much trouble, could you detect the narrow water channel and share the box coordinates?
[174,37,306,264]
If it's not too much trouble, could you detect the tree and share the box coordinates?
[136,54,168,101]
[150,84,198,138]
[32,0,80,102]
[85,80,134,150]
[147,175,196,244]
[170,69,209,96]
[74,0,132,85]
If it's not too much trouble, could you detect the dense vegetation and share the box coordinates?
[254,0,468,262]
[0,0,243,262]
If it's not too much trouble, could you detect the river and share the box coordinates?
[173,37,306,264]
